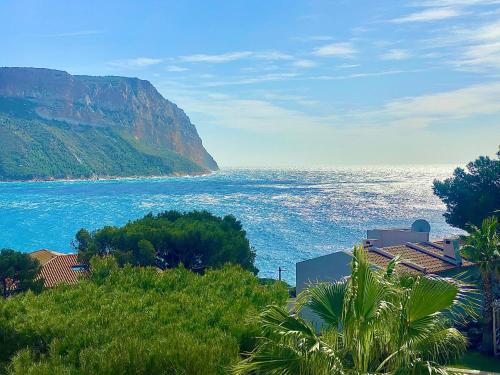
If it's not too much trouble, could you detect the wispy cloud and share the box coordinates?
[166,65,189,72]
[180,50,293,63]
[337,63,361,69]
[383,81,500,125]
[311,69,424,81]
[425,20,500,71]
[180,51,253,63]
[170,93,326,133]
[390,7,463,23]
[203,72,299,87]
[293,59,317,68]
[291,35,334,42]
[313,42,357,58]
[381,49,411,60]
[108,57,163,69]
[254,51,294,60]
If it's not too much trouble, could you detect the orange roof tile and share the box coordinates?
[367,241,474,275]
[38,254,86,288]
[366,251,419,275]
[29,249,61,265]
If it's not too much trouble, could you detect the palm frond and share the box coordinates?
[406,276,458,322]
[306,281,347,329]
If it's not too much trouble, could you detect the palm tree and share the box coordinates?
[234,246,476,374]
[460,216,500,354]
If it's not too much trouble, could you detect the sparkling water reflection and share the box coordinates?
[0,166,462,284]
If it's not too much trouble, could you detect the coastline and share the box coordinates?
[0,170,216,184]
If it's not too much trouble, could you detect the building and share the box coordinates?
[296,220,475,295]
[29,249,85,288]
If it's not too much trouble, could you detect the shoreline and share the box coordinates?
[0,170,217,184]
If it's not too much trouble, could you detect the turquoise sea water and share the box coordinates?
[0,166,462,284]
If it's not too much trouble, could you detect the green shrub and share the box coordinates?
[0,258,287,374]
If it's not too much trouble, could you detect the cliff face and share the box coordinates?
[0,67,218,180]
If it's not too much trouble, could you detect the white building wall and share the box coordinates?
[296,251,353,294]
[366,229,429,247]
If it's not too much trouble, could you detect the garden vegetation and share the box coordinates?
[235,246,477,374]
[0,258,288,374]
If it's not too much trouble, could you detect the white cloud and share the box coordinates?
[166,92,327,133]
[337,63,360,69]
[108,57,163,69]
[381,49,411,60]
[390,7,463,23]
[313,42,357,58]
[166,65,189,72]
[254,51,294,60]
[180,51,253,63]
[293,59,317,68]
[311,69,423,81]
[179,50,293,63]
[358,81,500,128]
[292,35,334,42]
[203,72,299,87]
[443,21,500,71]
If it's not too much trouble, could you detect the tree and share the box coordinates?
[460,216,500,354]
[234,246,475,374]
[433,149,500,230]
[74,210,258,274]
[0,249,43,298]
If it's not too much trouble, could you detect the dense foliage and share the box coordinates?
[235,246,476,374]
[0,259,288,374]
[433,149,500,230]
[0,105,204,181]
[0,249,42,298]
[460,216,500,354]
[75,210,258,274]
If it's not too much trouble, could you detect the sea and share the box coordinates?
[0,166,463,284]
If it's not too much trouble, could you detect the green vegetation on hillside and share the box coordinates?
[0,258,288,374]
[0,101,205,181]
[75,210,258,274]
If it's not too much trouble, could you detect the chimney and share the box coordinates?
[443,237,462,265]
[363,239,378,249]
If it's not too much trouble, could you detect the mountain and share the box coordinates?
[0,67,218,181]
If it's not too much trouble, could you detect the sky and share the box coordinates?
[1,0,499,167]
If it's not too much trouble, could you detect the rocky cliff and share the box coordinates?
[0,67,218,180]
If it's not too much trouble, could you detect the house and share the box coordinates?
[29,249,85,288]
[296,220,475,295]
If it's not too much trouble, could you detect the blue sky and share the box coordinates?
[1,0,499,167]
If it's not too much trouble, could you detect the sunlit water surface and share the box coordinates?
[0,166,462,284]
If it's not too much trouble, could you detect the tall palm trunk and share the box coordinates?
[481,269,494,354]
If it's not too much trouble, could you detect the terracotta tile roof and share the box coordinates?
[38,253,85,288]
[367,242,474,275]
[29,249,61,265]
[366,251,419,275]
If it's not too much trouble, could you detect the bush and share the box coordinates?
[75,210,258,274]
[0,258,287,374]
